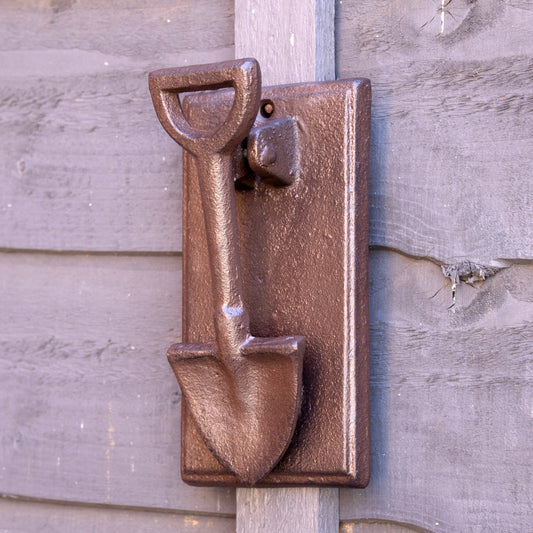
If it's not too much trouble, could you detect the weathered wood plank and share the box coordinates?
[0,252,235,514]
[235,0,334,85]
[337,0,533,263]
[1,0,234,58]
[4,0,531,263]
[237,488,339,533]
[0,497,235,532]
[340,250,533,531]
[0,0,234,253]
[1,251,530,528]
[235,2,339,531]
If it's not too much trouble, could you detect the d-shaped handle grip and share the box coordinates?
[148,58,261,156]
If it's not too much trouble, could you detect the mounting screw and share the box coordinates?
[261,101,274,118]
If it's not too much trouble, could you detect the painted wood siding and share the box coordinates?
[0,0,236,529]
[0,498,235,533]
[1,0,531,531]
[1,0,235,253]
[336,1,533,531]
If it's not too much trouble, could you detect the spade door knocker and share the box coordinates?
[149,58,371,487]
[149,59,304,485]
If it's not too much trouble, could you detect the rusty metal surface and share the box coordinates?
[149,59,304,485]
[179,76,372,487]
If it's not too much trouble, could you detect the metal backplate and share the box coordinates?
[181,79,371,487]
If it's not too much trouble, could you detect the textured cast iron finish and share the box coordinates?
[180,77,371,487]
[247,116,299,186]
[149,59,305,486]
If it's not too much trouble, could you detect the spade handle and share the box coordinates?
[149,58,262,360]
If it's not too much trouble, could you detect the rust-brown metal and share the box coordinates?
[149,59,305,485]
[149,58,371,488]
[246,116,299,186]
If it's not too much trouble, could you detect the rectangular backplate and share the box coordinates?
[181,79,371,487]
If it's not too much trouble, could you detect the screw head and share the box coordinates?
[261,101,274,118]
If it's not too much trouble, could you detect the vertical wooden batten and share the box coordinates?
[234,1,339,531]
[235,0,335,86]
[237,487,339,533]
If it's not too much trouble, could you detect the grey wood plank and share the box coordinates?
[237,488,338,533]
[337,0,533,263]
[0,497,235,533]
[6,248,528,528]
[4,0,531,263]
[0,0,234,253]
[0,252,235,514]
[0,0,234,59]
[235,2,339,532]
[340,250,533,532]
[235,0,334,85]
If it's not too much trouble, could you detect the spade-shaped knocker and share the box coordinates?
[149,57,371,489]
[149,59,305,485]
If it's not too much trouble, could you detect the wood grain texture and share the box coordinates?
[2,2,531,532]
[0,0,234,253]
[237,488,338,533]
[1,250,530,529]
[0,252,235,515]
[340,250,533,532]
[235,2,339,531]
[337,0,533,263]
[0,497,235,533]
[235,0,335,85]
[4,0,531,263]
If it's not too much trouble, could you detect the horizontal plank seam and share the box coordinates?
[3,246,532,266]
[0,493,235,519]
[369,245,533,267]
[0,247,182,258]
[340,518,433,533]
[369,245,446,266]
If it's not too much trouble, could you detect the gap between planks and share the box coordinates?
[0,247,181,257]
[0,494,235,519]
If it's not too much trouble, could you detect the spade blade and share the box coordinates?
[168,335,304,485]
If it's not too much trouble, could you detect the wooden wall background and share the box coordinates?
[1,0,531,531]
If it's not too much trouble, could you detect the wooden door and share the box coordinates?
[1,1,531,531]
